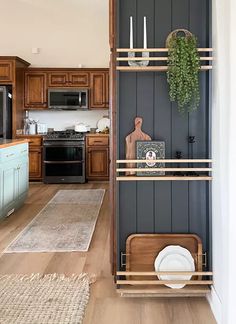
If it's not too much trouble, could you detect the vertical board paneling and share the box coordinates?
[155,0,172,47]
[189,0,208,250]
[118,0,138,257]
[171,0,190,233]
[137,182,154,232]
[136,73,155,232]
[136,0,155,233]
[154,0,172,233]
[119,0,137,48]
[117,0,211,267]
[155,182,172,232]
[119,183,137,254]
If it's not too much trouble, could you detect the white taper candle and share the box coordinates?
[144,16,147,49]
[130,16,133,49]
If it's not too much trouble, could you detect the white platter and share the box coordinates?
[154,245,195,289]
[97,117,110,132]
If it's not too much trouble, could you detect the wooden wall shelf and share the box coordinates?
[116,159,212,181]
[116,271,213,297]
[117,176,212,181]
[116,48,213,72]
[117,286,211,298]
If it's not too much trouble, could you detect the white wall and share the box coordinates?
[0,0,109,130]
[0,0,109,68]
[28,109,108,131]
[210,0,236,323]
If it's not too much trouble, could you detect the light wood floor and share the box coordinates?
[0,183,216,324]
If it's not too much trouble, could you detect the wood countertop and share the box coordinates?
[86,133,109,136]
[16,134,43,138]
[0,139,30,149]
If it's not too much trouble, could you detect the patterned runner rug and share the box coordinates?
[4,189,105,253]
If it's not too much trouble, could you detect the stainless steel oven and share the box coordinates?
[43,132,86,183]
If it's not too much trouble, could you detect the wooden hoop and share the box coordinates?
[166,29,193,47]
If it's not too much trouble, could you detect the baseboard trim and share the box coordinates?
[207,286,222,324]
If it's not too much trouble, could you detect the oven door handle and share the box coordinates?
[44,160,85,164]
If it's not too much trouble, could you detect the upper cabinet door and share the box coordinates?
[90,72,109,109]
[48,72,68,87]
[24,72,47,109]
[48,71,90,87]
[0,60,14,83]
[68,72,90,87]
[105,71,109,107]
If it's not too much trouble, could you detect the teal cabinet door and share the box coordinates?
[2,162,17,217]
[17,159,29,200]
[0,143,29,218]
[0,170,2,218]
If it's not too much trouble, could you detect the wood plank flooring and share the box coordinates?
[0,183,216,324]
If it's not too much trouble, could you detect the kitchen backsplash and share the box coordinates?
[28,110,109,131]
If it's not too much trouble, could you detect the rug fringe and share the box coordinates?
[0,273,96,284]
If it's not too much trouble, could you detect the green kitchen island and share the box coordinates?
[0,139,29,219]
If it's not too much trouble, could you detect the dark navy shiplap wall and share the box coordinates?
[116,0,211,269]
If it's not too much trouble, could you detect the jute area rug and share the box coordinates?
[0,273,92,324]
[4,189,105,253]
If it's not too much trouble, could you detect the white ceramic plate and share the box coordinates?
[154,245,195,289]
[97,117,110,132]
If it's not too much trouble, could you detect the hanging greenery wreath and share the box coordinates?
[166,29,201,114]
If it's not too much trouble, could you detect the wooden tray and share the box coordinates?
[126,234,203,280]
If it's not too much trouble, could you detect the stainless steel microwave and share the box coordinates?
[48,88,88,110]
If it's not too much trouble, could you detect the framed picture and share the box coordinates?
[136,141,165,176]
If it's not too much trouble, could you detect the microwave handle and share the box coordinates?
[79,92,82,107]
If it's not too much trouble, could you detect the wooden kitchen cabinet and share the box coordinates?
[90,71,109,109]
[48,71,90,87]
[23,68,109,109]
[48,72,67,87]
[69,72,90,87]
[24,72,47,109]
[0,60,14,83]
[29,147,42,180]
[86,135,109,180]
[16,135,42,180]
[0,56,30,137]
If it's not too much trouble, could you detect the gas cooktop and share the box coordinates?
[44,130,85,140]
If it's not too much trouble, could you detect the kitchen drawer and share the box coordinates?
[87,136,109,147]
[0,143,28,163]
[28,137,42,147]
[18,136,42,147]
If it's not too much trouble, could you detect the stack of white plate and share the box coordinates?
[154,245,195,289]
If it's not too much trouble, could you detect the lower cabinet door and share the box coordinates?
[87,147,109,179]
[0,171,2,218]
[2,163,17,215]
[17,160,29,199]
[29,147,42,179]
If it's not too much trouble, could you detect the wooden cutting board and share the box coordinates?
[126,234,203,279]
[125,117,151,175]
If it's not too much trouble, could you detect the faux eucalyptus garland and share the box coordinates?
[167,31,201,114]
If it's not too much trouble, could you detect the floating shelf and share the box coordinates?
[116,271,213,297]
[116,159,212,181]
[116,48,213,72]
[117,286,211,298]
[117,176,212,181]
